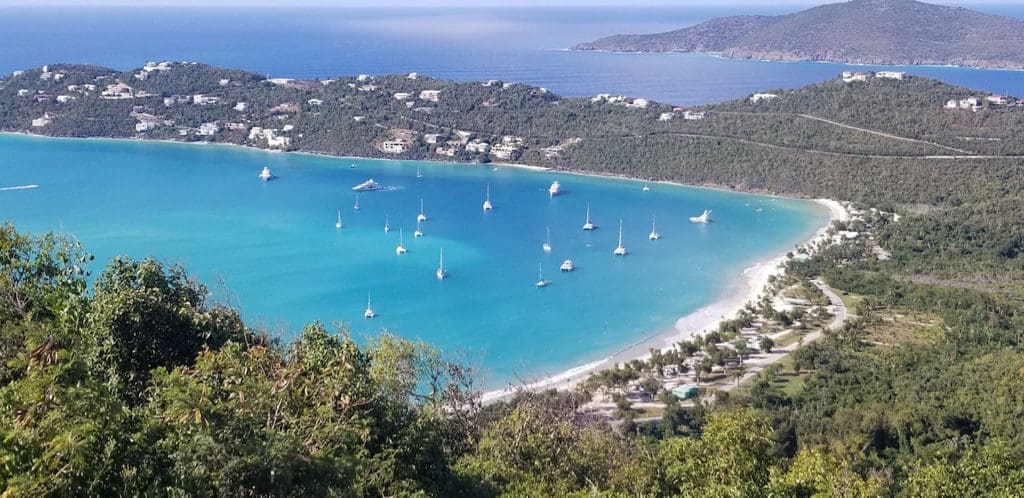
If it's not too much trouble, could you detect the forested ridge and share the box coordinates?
[3,62,1024,495]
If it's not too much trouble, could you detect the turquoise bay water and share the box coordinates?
[0,134,827,387]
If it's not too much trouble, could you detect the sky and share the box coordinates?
[0,0,1017,6]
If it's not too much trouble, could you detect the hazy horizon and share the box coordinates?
[0,0,1018,6]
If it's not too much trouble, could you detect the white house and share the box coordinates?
[101,83,133,99]
[353,116,366,122]
[407,72,419,79]
[490,144,520,160]
[750,93,778,103]
[658,112,674,121]
[197,122,220,136]
[436,146,457,157]
[306,98,323,106]
[683,110,706,120]
[17,89,30,97]
[424,134,441,144]
[419,90,441,102]
[282,124,295,132]
[466,140,490,154]
[31,114,52,127]
[135,121,157,132]
[56,95,76,103]
[987,94,1008,105]
[382,141,408,154]
[218,78,230,86]
[393,92,412,101]
[959,97,981,110]
[234,102,248,111]
[626,98,649,109]
[357,74,371,81]
[944,99,958,110]
[192,94,220,105]
[876,71,906,80]
[842,71,869,83]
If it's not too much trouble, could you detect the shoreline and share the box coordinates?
[481,198,847,403]
[2,131,845,399]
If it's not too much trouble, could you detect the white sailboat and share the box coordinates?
[582,203,596,231]
[414,219,424,237]
[689,209,712,223]
[483,184,493,211]
[364,292,376,318]
[642,183,650,192]
[258,166,274,181]
[535,263,549,287]
[417,198,428,222]
[548,180,561,197]
[542,226,552,253]
[614,219,628,256]
[396,228,407,254]
[335,210,343,229]
[384,214,391,233]
[354,194,360,210]
[416,165,423,178]
[436,247,447,279]
[649,214,661,240]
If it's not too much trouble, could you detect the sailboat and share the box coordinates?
[414,219,424,237]
[417,198,428,222]
[542,226,552,252]
[436,247,447,279]
[396,228,407,254]
[354,194,360,210]
[689,209,712,223]
[483,184,493,211]
[535,263,549,287]
[335,210,343,229]
[384,214,391,232]
[416,165,423,178]
[642,183,650,192]
[613,219,628,256]
[364,292,376,318]
[649,214,661,240]
[258,166,274,181]
[548,180,561,197]
[582,203,596,231]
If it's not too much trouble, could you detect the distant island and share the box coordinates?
[572,0,1024,70]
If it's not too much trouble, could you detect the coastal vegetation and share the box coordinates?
[572,0,1024,70]
[3,61,1024,495]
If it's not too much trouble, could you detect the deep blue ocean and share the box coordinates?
[1,5,1023,106]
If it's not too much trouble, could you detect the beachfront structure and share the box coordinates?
[419,90,441,102]
[424,134,441,144]
[135,121,157,132]
[197,122,219,136]
[435,146,457,157]
[466,140,490,154]
[248,127,291,148]
[876,71,906,80]
[490,144,520,160]
[750,93,778,103]
[31,115,51,127]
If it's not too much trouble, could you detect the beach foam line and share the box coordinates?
[0,184,39,191]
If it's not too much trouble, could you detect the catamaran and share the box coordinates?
[614,219,628,256]
[436,247,447,279]
[416,165,423,178]
[258,166,274,181]
[483,184,493,211]
[384,214,391,233]
[354,194,360,210]
[582,203,596,231]
[560,259,575,272]
[352,178,383,191]
[335,210,343,229]
[364,292,376,319]
[414,219,424,237]
[536,263,549,287]
[396,229,407,254]
[548,180,561,197]
[649,214,661,240]
[642,182,650,192]
[417,198,428,222]
[689,209,712,223]
[542,227,552,252]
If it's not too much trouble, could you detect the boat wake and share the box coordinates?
[0,184,39,191]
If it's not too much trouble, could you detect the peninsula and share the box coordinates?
[572,0,1024,70]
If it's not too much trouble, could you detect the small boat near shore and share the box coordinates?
[548,180,561,197]
[483,184,493,211]
[649,215,660,240]
[582,203,596,231]
[613,219,627,256]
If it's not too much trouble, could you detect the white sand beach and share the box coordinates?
[482,198,848,403]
